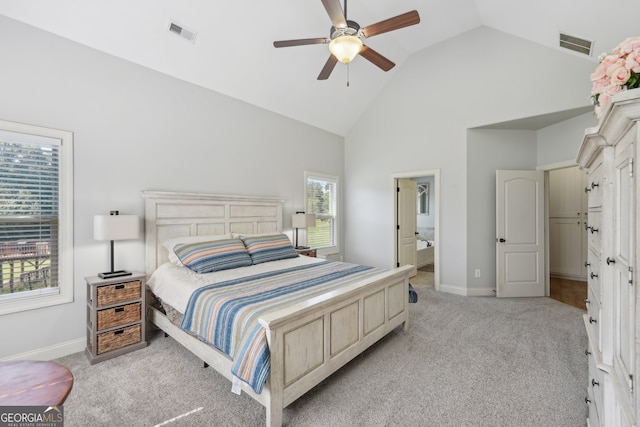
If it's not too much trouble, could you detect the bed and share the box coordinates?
[142,191,413,427]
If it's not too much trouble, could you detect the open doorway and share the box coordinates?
[544,163,588,309]
[392,169,440,292]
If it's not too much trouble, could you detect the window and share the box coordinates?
[305,172,338,252]
[417,183,429,215]
[0,120,73,315]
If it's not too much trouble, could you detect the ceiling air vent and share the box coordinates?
[559,32,592,56]
[167,20,197,43]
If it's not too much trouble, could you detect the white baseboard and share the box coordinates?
[466,287,496,297]
[439,283,495,297]
[1,337,85,362]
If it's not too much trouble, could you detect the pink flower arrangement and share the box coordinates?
[591,36,640,118]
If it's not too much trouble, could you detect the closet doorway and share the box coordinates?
[545,164,588,309]
[392,169,440,292]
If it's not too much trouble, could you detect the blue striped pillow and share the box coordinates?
[174,239,252,273]
[242,234,299,265]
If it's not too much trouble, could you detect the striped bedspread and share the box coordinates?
[180,260,384,394]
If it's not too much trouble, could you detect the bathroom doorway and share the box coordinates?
[392,169,440,292]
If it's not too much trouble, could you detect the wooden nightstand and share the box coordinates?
[296,248,317,257]
[85,272,147,364]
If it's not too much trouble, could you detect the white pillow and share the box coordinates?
[162,233,232,265]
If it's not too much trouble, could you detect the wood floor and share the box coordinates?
[550,277,587,310]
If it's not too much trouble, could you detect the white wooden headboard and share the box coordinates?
[141,191,284,274]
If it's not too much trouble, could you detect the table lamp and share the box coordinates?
[94,210,139,279]
[292,212,316,249]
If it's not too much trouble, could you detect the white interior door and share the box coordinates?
[496,170,545,297]
[397,178,417,277]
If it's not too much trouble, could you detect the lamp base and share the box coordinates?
[98,270,132,279]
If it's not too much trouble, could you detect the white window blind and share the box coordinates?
[0,131,60,297]
[305,173,338,250]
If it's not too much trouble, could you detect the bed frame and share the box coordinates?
[142,190,412,427]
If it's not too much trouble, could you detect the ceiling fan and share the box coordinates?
[273,0,420,80]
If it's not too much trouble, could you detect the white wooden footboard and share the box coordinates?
[260,265,412,426]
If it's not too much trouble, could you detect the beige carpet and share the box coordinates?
[55,282,587,426]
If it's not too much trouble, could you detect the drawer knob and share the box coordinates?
[589,316,598,324]
[585,349,591,356]
[584,299,590,305]
[592,379,600,387]
[585,396,591,404]
[584,187,591,193]
[584,261,591,268]
[590,227,599,234]
[591,182,599,189]
[591,272,599,279]
[607,257,616,265]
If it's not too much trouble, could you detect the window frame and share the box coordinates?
[304,171,339,256]
[0,119,74,315]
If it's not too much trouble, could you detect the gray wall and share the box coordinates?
[344,26,596,293]
[0,16,344,360]
[466,129,538,290]
[537,112,597,166]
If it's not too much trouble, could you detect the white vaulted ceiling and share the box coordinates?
[0,0,637,135]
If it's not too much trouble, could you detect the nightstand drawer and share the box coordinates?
[97,324,141,354]
[97,302,141,330]
[97,280,141,307]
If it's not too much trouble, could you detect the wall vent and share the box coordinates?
[167,20,197,43]
[559,32,592,56]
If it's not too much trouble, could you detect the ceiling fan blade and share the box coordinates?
[317,55,339,80]
[359,45,395,71]
[362,10,420,38]
[321,0,347,28]
[274,38,329,48]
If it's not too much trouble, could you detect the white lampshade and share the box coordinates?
[94,214,140,241]
[329,35,363,63]
[292,213,316,229]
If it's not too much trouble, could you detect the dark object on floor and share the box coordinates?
[409,283,418,303]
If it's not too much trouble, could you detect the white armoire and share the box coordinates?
[577,88,640,426]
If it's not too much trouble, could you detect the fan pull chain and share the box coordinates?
[347,64,350,87]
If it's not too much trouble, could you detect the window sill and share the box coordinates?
[0,287,73,315]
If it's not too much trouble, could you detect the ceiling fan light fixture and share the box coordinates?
[329,35,363,63]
